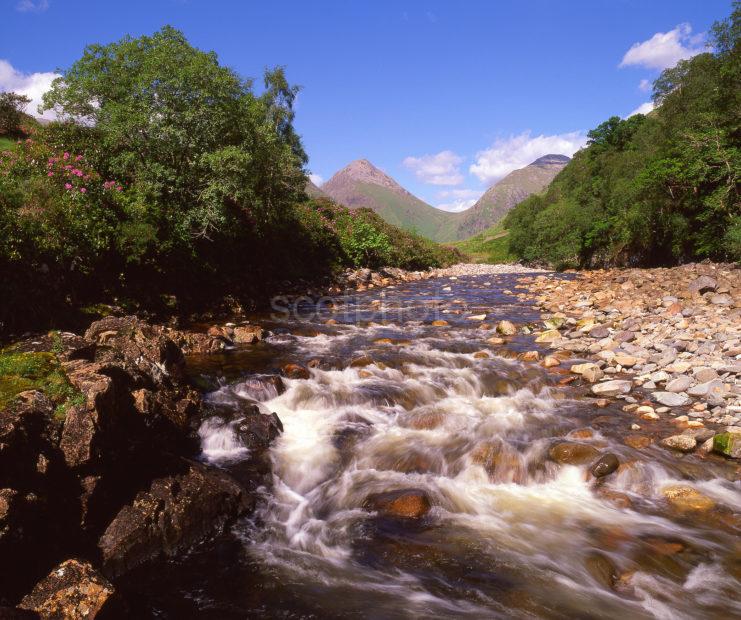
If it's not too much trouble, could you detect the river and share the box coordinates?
[119,272,740,619]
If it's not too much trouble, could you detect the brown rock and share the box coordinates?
[625,435,652,449]
[233,325,264,344]
[364,489,431,519]
[19,559,114,619]
[282,363,310,379]
[549,442,600,465]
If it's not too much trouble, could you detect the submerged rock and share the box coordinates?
[662,485,715,512]
[363,489,431,519]
[549,442,600,465]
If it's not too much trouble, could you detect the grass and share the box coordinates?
[452,222,517,264]
[0,346,82,418]
[0,136,18,152]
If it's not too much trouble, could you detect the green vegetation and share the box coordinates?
[504,5,740,269]
[0,27,457,334]
[0,136,16,152]
[452,222,516,264]
[0,348,81,417]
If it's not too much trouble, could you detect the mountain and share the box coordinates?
[305,178,328,199]
[438,154,570,241]
[321,159,453,240]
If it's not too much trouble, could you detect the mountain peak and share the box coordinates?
[325,159,405,194]
[529,154,571,168]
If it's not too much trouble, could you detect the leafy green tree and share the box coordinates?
[0,92,31,135]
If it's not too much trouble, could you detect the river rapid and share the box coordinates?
[121,273,740,619]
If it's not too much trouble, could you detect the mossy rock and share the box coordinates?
[0,349,80,417]
[713,432,741,459]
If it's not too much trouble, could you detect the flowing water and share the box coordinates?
[122,274,740,619]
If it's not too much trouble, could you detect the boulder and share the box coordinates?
[363,489,431,519]
[652,392,690,407]
[535,330,561,343]
[712,431,741,458]
[570,363,603,383]
[496,320,517,336]
[281,363,310,380]
[589,453,619,478]
[591,380,632,397]
[665,376,692,393]
[688,275,717,295]
[18,559,114,620]
[98,460,252,577]
[660,435,697,452]
[662,485,715,512]
[233,325,264,344]
[549,442,600,465]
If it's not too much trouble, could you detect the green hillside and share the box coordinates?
[452,222,516,264]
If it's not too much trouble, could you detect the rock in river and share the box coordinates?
[660,435,697,452]
[549,442,600,465]
[713,431,741,458]
[591,380,632,397]
[364,489,432,519]
[589,453,620,478]
[652,391,690,407]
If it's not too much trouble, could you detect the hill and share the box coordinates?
[452,222,515,264]
[438,154,569,241]
[305,178,328,199]
[321,159,453,240]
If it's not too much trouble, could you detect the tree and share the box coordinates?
[0,92,31,135]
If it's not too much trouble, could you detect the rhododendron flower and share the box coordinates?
[80,188,87,193]
[47,171,54,177]
[63,152,70,160]
[75,155,83,161]
[64,183,72,189]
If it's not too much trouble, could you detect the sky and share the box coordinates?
[0,0,732,211]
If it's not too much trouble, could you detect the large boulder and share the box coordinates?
[18,559,114,620]
[98,460,252,578]
[363,489,431,519]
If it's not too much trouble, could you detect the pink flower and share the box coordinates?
[116,186,122,191]
[80,188,87,193]
[63,152,70,160]
[75,155,83,161]
[47,171,54,177]
[64,183,72,190]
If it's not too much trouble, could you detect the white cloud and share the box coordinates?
[470,131,586,185]
[308,173,323,186]
[402,150,464,186]
[435,188,483,213]
[639,79,651,92]
[0,59,60,120]
[16,0,49,12]
[620,23,704,71]
[627,101,655,117]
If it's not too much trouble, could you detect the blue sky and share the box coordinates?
[0,0,731,210]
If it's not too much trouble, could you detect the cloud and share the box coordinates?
[16,0,49,12]
[470,131,586,184]
[0,59,60,120]
[627,101,655,117]
[308,173,323,186]
[403,150,464,186]
[639,79,651,92]
[434,188,483,213]
[620,23,704,71]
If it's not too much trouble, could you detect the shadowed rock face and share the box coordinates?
[0,315,281,611]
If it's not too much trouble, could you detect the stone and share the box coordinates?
[519,351,540,362]
[688,379,725,398]
[585,552,617,589]
[712,431,741,458]
[687,275,717,295]
[625,435,651,449]
[665,376,692,393]
[282,363,310,379]
[99,460,252,577]
[692,368,719,383]
[662,485,715,512]
[233,325,264,344]
[535,330,561,343]
[590,453,619,478]
[660,435,697,452]
[710,294,732,306]
[549,442,600,465]
[496,320,517,336]
[652,392,690,407]
[589,326,610,339]
[467,314,487,321]
[613,354,638,367]
[635,405,655,416]
[363,489,431,519]
[431,320,449,327]
[543,356,561,368]
[591,380,632,397]
[19,559,114,620]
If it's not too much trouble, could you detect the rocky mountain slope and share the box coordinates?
[440,154,570,241]
[321,159,453,240]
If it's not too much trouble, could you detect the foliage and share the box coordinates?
[452,222,516,264]
[504,4,740,268]
[0,27,456,333]
[0,92,31,135]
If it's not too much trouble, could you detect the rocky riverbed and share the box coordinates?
[515,262,741,458]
